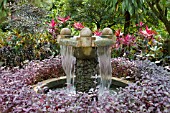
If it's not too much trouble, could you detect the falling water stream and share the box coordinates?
[60,45,76,93]
[97,46,112,94]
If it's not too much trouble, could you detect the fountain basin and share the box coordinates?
[59,36,116,47]
[59,38,78,47]
[33,76,132,93]
[94,38,115,47]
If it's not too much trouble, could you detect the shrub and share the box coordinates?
[0,32,60,67]
[112,22,164,64]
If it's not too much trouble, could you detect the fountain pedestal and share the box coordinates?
[75,58,98,92]
[58,27,116,93]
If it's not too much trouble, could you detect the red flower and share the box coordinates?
[115,29,123,37]
[73,22,84,30]
[140,26,157,37]
[57,16,70,23]
[94,30,102,36]
[116,37,124,44]
[146,26,157,35]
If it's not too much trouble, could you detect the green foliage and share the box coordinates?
[106,0,145,15]
[0,0,9,23]
[145,0,170,35]
[111,23,165,64]
[50,0,120,29]
[8,4,47,33]
[104,0,170,36]
[0,30,60,67]
[0,0,169,67]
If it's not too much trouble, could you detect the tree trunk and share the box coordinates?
[96,22,100,29]
[158,15,170,35]
[165,21,170,35]
[124,11,130,34]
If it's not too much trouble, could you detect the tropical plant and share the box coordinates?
[112,22,165,64]
[105,0,170,36]
[49,0,124,31]
[145,0,170,35]
[105,0,146,34]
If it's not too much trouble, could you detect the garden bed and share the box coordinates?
[0,56,169,112]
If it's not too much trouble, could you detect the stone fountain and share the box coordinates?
[58,27,116,93]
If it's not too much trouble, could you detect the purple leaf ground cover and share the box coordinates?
[0,56,169,113]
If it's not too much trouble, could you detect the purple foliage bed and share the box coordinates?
[0,56,169,113]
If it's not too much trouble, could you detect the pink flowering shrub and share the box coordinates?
[47,16,71,37]
[112,22,164,62]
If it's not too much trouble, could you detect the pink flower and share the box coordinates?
[48,19,57,35]
[57,16,70,23]
[73,22,84,30]
[112,43,120,50]
[116,34,135,46]
[136,22,144,31]
[123,34,130,45]
[93,30,102,36]
[123,34,134,45]
[146,26,157,35]
[49,19,56,28]
[136,21,144,27]
[140,26,157,37]
[116,37,124,44]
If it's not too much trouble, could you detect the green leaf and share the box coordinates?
[111,0,118,10]
[132,0,135,4]
[134,1,138,7]
[162,0,166,6]
[122,1,126,13]
[166,1,170,8]
[128,4,133,15]
[140,0,144,4]
[125,0,129,8]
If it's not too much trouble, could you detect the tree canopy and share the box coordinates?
[0,0,170,36]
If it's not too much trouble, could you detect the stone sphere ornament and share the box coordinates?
[80,27,93,37]
[102,28,113,35]
[60,28,71,35]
